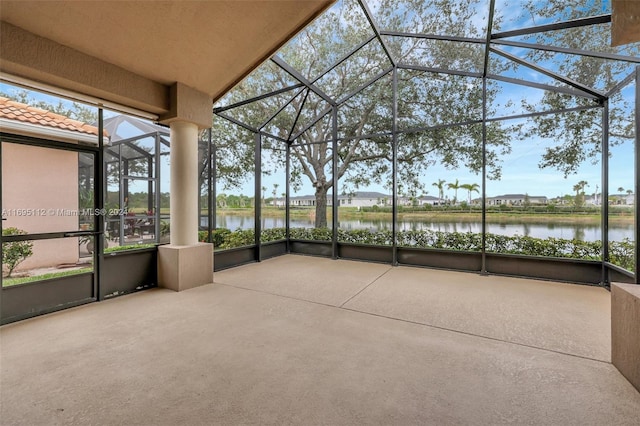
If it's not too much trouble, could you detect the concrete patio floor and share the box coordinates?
[1,254,639,425]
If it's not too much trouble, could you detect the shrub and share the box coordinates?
[261,228,286,242]
[2,228,34,277]
[212,227,635,272]
[290,227,332,241]
[220,229,255,249]
[210,228,232,246]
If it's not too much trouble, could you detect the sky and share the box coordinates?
[1,73,634,202]
[0,0,634,200]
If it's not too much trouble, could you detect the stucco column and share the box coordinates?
[157,82,213,292]
[169,120,198,246]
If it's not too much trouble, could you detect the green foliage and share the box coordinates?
[609,238,634,272]
[2,228,34,277]
[517,2,638,177]
[0,89,98,124]
[2,267,92,287]
[338,229,393,245]
[261,228,286,243]
[220,229,255,249]
[211,227,634,272]
[160,220,170,236]
[104,244,155,253]
[215,0,516,228]
[200,228,231,246]
[289,227,333,241]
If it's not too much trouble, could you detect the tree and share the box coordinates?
[217,193,227,208]
[216,0,512,228]
[460,183,480,204]
[432,179,446,203]
[0,88,98,124]
[517,0,639,177]
[2,228,34,278]
[573,180,588,207]
[272,184,279,206]
[447,179,461,204]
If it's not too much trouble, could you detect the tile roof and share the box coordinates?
[0,97,106,137]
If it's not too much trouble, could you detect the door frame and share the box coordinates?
[1,129,104,324]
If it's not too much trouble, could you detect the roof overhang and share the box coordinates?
[0,0,335,116]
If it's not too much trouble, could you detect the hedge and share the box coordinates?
[198,227,634,271]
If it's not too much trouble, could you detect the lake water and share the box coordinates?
[205,214,634,242]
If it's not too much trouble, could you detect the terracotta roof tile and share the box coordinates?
[0,97,108,137]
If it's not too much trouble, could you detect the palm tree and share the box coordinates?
[460,183,480,205]
[618,186,625,194]
[272,183,279,206]
[573,180,588,207]
[261,186,267,206]
[574,180,588,197]
[432,179,446,204]
[447,179,461,204]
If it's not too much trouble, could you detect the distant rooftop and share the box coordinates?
[0,97,105,137]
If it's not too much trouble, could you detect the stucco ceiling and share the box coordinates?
[0,0,334,107]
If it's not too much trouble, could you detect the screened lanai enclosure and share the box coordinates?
[1,0,639,325]
[201,0,640,284]
[102,115,171,248]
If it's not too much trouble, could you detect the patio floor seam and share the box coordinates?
[210,281,612,366]
[338,266,394,308]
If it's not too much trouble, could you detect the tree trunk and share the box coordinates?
[315,186,329,228]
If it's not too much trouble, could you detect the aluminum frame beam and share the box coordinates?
[492,39,640,65]
[492,14,611,40]
[490,46,606,100]
[271,56,336,106]
[380,30,484,44]
[486,73,601,100]
[397,63,483,79]
[213,83,304,114]
[258,87,307,131]
[357,0,396,67]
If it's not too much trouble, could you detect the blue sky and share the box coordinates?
[1,74,635,201]
[0,0,634,200]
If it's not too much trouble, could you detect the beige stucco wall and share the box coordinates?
[2,142,79,272]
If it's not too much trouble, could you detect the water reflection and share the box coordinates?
[203,214,633,242]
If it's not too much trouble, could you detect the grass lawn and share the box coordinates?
[2,267,93,287]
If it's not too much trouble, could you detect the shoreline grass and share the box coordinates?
[212,207,633,225]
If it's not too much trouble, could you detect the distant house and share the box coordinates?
[278,191,392,208]
[584,194,598,206]
[288,195,317,207]
[571,193,634,207]
[609,193,634,206]
[417,195,445,206]
[338,191,389,208]
[485,194,547,206]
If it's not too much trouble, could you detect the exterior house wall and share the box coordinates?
[486,195,547,206]
[2,143,79,272]
[340,197,386,208]
[419,197,445,206]
[610,194,635,206]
